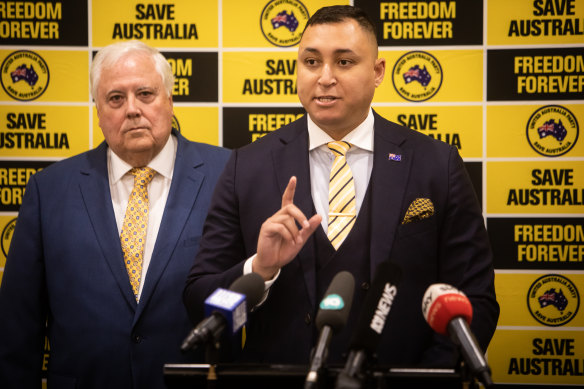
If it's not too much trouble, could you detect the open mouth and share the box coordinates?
[316,96,337,102]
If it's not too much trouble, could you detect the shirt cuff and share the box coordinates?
[243,253,280,307]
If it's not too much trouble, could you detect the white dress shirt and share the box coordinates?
[108,135,177,301]
[308,109,375,231]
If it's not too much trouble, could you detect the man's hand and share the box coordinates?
[254,176,322,280]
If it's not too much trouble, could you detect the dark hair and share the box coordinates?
[304,5,378,46]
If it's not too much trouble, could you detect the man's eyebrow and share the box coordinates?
[301,47,356,55]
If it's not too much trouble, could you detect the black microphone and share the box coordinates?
[335,262,402,389]
[305,271,355,389]
[422,283,493,387]
[181,272,264,352]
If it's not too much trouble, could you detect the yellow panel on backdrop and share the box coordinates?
[1,106,90,158]
[489,329,584,385]
[487,161,584,214]
[222,0,346,48]
[488,104,583,158]
[92,106,219,147]
[172,106,219,146]
[374,105,482,159]
[376,49,482,103]
[0,50,88,102]
[495,273,583,327]
[488,0,584,45]
[92,0,218,47]
[223,51,299,103]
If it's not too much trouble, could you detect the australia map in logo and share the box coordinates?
[537,119,567,142]
[538,288,568,311]
[260,0,309,47]
[392,51,442,102]
[527,274,579,327]
[526,105,578,157]
[11,64,39,87]
[403,64,431,87]
[271,10,299,32]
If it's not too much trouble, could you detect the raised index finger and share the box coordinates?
[281,176,297,207]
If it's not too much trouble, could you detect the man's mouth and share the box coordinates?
[315,96,337,102]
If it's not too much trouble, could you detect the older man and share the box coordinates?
[184,5,498,368]
[0,41,230,388]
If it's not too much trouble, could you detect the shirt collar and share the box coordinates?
[308,109,374,152]
[109,134,177,184]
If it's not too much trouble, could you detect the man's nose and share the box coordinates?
[126,95,141,118]
[318,64,337,87]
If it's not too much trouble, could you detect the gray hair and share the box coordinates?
[90,40,174,102]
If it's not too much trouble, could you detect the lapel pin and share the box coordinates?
[388,153,402,162]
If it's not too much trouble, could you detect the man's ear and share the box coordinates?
[374,58,386,88]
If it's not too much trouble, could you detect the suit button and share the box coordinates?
[305,313,312,325]
[132,334,142,343]
[361,282,370,290]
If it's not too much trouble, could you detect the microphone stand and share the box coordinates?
[204,332,222,389]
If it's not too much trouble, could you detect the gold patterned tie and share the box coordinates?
[120,167,155,300]
[327,141,356,250]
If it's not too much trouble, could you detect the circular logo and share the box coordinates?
[1,218,17,259]
[172,115,181,133]
[392,51,442,102]
[527,274,580,327]
[320,294,344,310]
[526,105,579,157]
[260,0,309,47]
[1,50,50,101]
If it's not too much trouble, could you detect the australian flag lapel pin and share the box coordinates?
[388,153,402,162]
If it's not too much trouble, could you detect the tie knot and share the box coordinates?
[328,141,351,157]
[129,167,156,187]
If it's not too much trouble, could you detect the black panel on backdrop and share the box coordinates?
[162,51,218,103]
[488,217,584,270]
[0,160,53,212]
[463,161,482,208]
[90,50,218,103]
[222,107,305,149]
[355,0,483,46]
[487,47,584,101]
[0,0,88,46]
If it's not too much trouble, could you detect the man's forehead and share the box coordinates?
[300,21,374,46]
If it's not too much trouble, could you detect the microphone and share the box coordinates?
[335,261,402,389]
[181,272,264,352]
[305,271,355,389]
[422,283,493,387]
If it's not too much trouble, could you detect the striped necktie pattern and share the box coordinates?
[327,141,356,250]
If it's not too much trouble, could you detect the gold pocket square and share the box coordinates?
[402,198,434,224]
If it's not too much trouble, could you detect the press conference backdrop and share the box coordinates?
[0,0,583,386]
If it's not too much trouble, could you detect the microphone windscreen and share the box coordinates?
[350,261,402,352]
[229,272,265,308]
[315,271,355,332]
[421,283,473,336]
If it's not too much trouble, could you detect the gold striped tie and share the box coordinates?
[327,141,356,250]
[120,167,155,300]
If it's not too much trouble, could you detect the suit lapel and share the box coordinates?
[135,134,203,318]
[369,113,413,276]
[272,117,318,307]
[78,143,137,309]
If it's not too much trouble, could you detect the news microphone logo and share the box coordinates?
[204,287,247,335]
[422,283,472,335]
[320,294,345,310]
[369,282,398,334]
